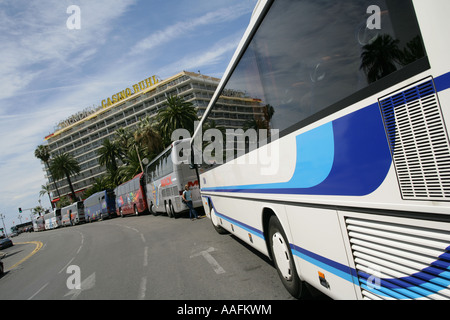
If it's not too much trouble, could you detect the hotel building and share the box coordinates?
[42,71,263,202]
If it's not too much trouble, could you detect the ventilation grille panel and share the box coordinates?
[379,78,450,201]
[346,217,450,300]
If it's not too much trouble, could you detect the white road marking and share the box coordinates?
[139,277,147,300]
[59,257,75,274]
[190,247,226,275]
[28,282,49,300]
[144,247,149,267]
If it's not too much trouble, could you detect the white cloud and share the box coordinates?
[157,32,242,77]
[0,0,137,101]
[129,2,253,56]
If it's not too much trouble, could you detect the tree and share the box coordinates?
[243,104,275,131]
[49,153,81,201]
[98,139,121,175]
[398,35,425,66]
[39,184,54,209]
[97,138,124,187]
[117,146,144,182]
[34,145,60,198]
[32,206,45,216]
[114,127,134,162]
[360,34,402,83]
[134,115,164,157]
[157,95,199,146]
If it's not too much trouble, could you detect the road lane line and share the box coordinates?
[28,282,49,300]
[139,277,147,300]
[59,257,75,274]
[144,247,148,267]
[77,231,85,254]
[7,241,43,272]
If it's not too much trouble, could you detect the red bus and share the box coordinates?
[114,173,148,217]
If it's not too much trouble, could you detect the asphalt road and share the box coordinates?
[0,213,297,301]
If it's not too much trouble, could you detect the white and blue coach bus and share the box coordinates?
[193,0,450,300]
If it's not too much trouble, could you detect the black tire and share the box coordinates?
[165,202,172,218]
[210,209,229,235]
[169,202,177,219]
[268,215,306,299]
[150,203,157,216]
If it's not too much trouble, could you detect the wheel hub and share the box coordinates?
[272,232,292,281]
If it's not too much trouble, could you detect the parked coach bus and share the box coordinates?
[145,139,202,218]
[33,215,46,232]
[115,173,148,217]
[44,209,61,230]
[193,0,450,300]
[84,190,116,222]
[61,202,85,226]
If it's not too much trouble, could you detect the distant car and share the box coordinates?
[0,238,13,250]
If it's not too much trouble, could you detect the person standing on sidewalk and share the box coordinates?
[183,184,198,221]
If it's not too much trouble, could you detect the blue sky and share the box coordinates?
[0,0,258,233]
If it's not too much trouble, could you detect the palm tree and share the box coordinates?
[360,34,402,83]
[134,115,164,157]
[33,206,45,216]
[34,145,61,198]
[98,139,121,174]
[49,153,81,201]
[398,35,425,66]
[97,139,124,188]
[39,184,54,209]
[157,95,199,146]
[114,127,133,161]
[118,147,143,182]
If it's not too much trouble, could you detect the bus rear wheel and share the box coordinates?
[268,215,306,299]
[166,202,175,218]
[150,203,157,216]
[210,209,228,235]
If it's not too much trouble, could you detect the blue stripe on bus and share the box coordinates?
[434,71,450,93]
[215,211,265,240]
[290,244,359,285]
[203,196,265,239]
[202,102,392,196]
[207,123,335,192]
